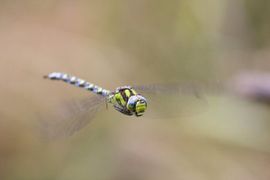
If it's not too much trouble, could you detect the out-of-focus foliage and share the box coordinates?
[1,0,270,179]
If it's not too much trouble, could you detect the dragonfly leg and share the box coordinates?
[113,105,133,116]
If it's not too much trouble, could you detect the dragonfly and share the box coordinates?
[44,72,148,116]
[41,72,213,139]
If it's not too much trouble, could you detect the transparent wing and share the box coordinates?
[133,82,222,118]
[133,82,223,96]
[39,95,106,140]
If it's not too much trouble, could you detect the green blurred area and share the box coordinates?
[1,0,270,179]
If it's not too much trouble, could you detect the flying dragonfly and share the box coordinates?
[41,72,212,139]
[44,72,148,116]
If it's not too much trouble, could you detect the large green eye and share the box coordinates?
[135,100,147,114]
[127,95,147,115]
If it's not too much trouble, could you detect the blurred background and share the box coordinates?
[1,0,270,179]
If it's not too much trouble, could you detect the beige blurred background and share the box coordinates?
[1,0,270,179]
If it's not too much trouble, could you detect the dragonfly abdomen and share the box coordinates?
[44,72,111,97]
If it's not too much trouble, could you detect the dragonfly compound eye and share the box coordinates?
[135,99,147,117]
[127,95,147,113]
[127,95,137,110]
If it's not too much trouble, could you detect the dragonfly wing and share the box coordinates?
[133,83,221,118]
[39,95,106,140]
[133,82,223,96]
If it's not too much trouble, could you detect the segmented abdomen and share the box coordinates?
[44,72,111,97]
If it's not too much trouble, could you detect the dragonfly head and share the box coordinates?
[127,95,147,117]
